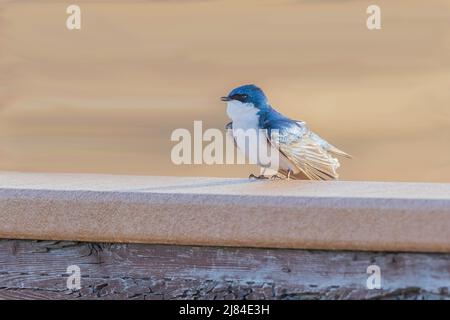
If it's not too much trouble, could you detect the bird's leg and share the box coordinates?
[260,167,267,178]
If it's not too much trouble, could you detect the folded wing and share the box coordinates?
[268,121,350,180]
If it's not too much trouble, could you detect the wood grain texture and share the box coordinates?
[0,240,449,300]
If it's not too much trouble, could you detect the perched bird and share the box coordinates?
[221,84,351,180]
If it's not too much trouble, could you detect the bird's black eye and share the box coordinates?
[231,94,248,102]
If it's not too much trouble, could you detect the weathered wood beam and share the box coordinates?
[0,240,449,300]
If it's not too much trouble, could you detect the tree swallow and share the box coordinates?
[221,84,351,180]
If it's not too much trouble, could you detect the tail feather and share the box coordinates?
[310,132,352,159]
[327,145,352,159]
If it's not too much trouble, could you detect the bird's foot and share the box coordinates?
[249,174,269,180]
[270,174,284,180]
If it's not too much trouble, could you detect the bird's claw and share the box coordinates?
[249,174,269,180]
[249,173,286,180]
[270,174,284,180]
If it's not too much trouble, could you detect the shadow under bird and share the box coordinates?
[221,84,351,180]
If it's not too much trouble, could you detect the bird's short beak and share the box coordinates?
[221,96,231,102]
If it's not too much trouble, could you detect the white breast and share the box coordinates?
[226,100,260,131]
[226,101,272,167]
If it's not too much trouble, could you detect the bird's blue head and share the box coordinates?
[221,84,269,110]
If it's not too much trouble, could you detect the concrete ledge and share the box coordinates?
[1,172,450,252]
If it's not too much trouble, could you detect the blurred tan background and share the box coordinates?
[0,0,449,182]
